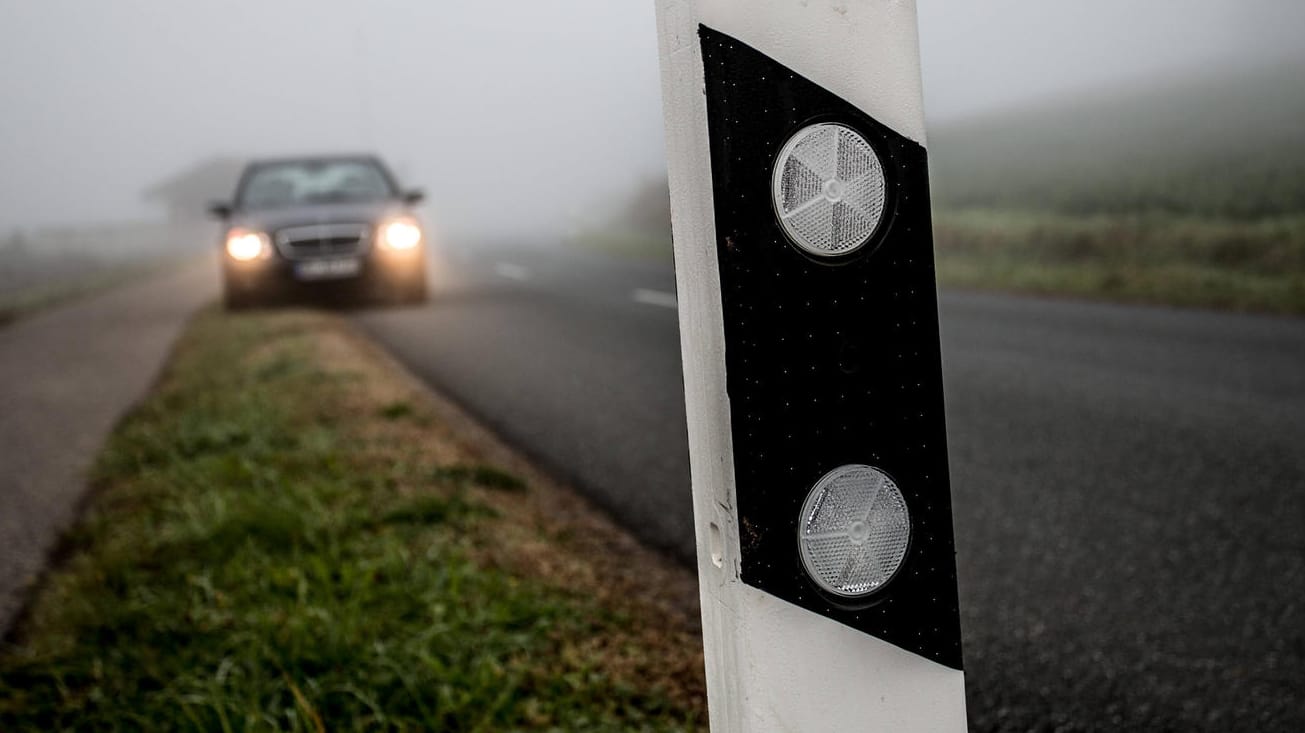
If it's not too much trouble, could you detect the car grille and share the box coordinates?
[274,223,371,260]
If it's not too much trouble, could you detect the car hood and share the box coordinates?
[231,201,406,233]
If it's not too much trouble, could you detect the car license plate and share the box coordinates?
[294,258,361,281]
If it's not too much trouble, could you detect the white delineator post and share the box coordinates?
[654,1,966,730]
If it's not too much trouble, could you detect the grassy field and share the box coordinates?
[573,213,1305,314]
[0,255,193,328]
[924,63,1305,312]
[934,210,1305,313]
[570,230,673,265]
[1,221,213,328]
[0,309,704,731]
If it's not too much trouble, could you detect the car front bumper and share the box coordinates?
[222,246,426,300]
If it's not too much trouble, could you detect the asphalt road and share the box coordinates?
[0,260,216,632]
[353,240,1304,732]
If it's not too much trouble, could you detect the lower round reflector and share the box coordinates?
[798,464,910,598]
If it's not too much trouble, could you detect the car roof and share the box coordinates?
[233,154,401,199]
[243,154,386,169]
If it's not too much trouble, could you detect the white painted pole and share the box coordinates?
[654,2,966,730]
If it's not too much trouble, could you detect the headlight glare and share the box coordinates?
[225,229,269,261]
[380,217,422,250]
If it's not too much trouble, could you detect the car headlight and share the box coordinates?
[379,216,422,251]
[225,228,270,261]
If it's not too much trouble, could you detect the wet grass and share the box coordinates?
[933,209,1305,314]
[0,309,702,731]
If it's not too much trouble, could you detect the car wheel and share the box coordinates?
[397,271,428,305]
[223,281,258,311]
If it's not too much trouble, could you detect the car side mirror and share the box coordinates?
[208,201,233,219]
[402,189,425,205]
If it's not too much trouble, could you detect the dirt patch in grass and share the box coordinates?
[0,307,705,731]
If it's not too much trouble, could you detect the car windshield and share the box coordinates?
[237,160,394,209]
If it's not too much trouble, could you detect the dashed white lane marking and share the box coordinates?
[494,262,531,281]
[631,288,678,309]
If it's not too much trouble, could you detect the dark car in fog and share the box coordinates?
[209,155,429,309]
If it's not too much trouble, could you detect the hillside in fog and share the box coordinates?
[927,63,1305,218]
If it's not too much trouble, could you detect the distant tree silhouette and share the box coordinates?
[141,156,246,220]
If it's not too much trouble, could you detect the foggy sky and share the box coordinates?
[1,0,1302,237]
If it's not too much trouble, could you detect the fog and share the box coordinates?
[1,0,1302,239]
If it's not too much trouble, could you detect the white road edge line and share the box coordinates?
[494,262,531,281]
[631,288,679,309]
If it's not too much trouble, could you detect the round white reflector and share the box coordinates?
[772,123,886,257]
[798,464,910,598]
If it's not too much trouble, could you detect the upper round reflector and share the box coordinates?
[798,464,910,598]
[772,123,886,258]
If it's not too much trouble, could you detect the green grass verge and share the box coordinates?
[934,209,1305,314]
[0,309,701,731]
